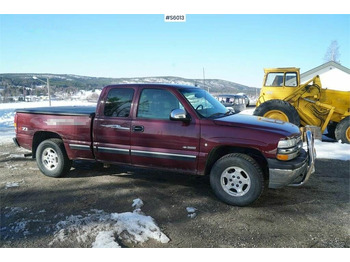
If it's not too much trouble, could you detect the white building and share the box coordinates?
[300,61,350,92]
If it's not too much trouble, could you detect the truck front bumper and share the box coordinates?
[268,130,316,189]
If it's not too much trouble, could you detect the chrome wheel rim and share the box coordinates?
[220,166,251,197]
[42,147,59,170]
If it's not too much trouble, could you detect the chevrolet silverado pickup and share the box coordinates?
[13,84,315,206]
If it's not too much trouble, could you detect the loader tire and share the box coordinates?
[253,99,300,126]
[335,117,350,144]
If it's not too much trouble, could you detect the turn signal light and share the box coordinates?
[277,154,289,161]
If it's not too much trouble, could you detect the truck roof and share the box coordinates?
[264,68,300,73]
[103,83,201,90]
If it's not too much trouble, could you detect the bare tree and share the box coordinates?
[324,40,341,63]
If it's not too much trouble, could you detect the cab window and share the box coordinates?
[104,88,134,117]
[265,73,284,87]
[137,89,184,120]
[285,72,298,87]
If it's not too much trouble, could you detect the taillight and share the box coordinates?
[14,113,18,133]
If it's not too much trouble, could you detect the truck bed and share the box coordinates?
[15,106,96,117]
[15,106,96,160]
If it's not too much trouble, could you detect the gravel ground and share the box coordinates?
[0,142,349,248]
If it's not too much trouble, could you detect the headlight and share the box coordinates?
[277,136,302,161]
[278,137,298,148]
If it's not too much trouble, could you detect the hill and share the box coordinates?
[0,73,259,99]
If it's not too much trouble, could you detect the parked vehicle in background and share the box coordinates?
[14,84,315,206]
[215,94,246,113]
[237,93,250,107]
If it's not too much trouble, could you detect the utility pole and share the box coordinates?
[203,67,208,93]
[47,78,51,106]
[33,76,51,106]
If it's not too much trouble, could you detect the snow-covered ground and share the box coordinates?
[0,102,349,160]
[2,199,169,248]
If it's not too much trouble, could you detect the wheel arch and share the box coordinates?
[204,146,269,181]
[32,131,63,158]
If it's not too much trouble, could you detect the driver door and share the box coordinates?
[130,88,200,172]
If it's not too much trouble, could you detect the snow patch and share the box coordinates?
[239,108,255,115]
[5,182,20,188]
[7,154,24,159]
[4,180,23,189]
[313,139,350,161]
[132,198,144,210]
[92,231,121,248]
[49,200,169,248]
[186,207,197,213]
[186,207,197,218]
[4,207,26,218]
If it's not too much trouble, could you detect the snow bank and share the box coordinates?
[2,199,169,247]
[313,139,350,161]
[49,201,169,248]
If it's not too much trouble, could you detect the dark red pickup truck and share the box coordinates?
[14,84,315,206]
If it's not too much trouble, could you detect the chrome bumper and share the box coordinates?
[268,130,316,189]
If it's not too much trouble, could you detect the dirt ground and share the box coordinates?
[0,142,349,248]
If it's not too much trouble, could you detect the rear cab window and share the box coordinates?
[104,88,134,117]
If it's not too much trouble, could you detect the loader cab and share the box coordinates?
[257,68,300,106]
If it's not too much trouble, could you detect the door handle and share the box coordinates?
[132,125,144,132]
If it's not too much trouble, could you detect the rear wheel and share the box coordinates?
[253,99,300,126]
[335,117,350,144]
[210,153,264,206]
[36,138,72,177]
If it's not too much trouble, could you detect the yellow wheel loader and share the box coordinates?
[254,68,350,143]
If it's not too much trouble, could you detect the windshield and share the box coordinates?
[179,88,231,118]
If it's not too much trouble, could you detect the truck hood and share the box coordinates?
[213,114,300,137]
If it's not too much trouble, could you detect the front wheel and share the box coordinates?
[210,153,264,206]
[36,138,72,177]
[253,99,300,126]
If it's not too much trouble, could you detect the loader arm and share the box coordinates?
[283,76,322,104]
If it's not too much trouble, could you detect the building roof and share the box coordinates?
[301,61,350,79]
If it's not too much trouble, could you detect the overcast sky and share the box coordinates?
[1,4,349,88]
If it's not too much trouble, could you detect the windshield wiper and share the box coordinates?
[208,111,233,119]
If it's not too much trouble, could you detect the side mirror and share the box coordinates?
[170,109,190,122]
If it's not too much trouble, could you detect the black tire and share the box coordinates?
[210,153,264,206]
[36,138,72,177]
[253,99,300,126]
[335,117,350,144]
